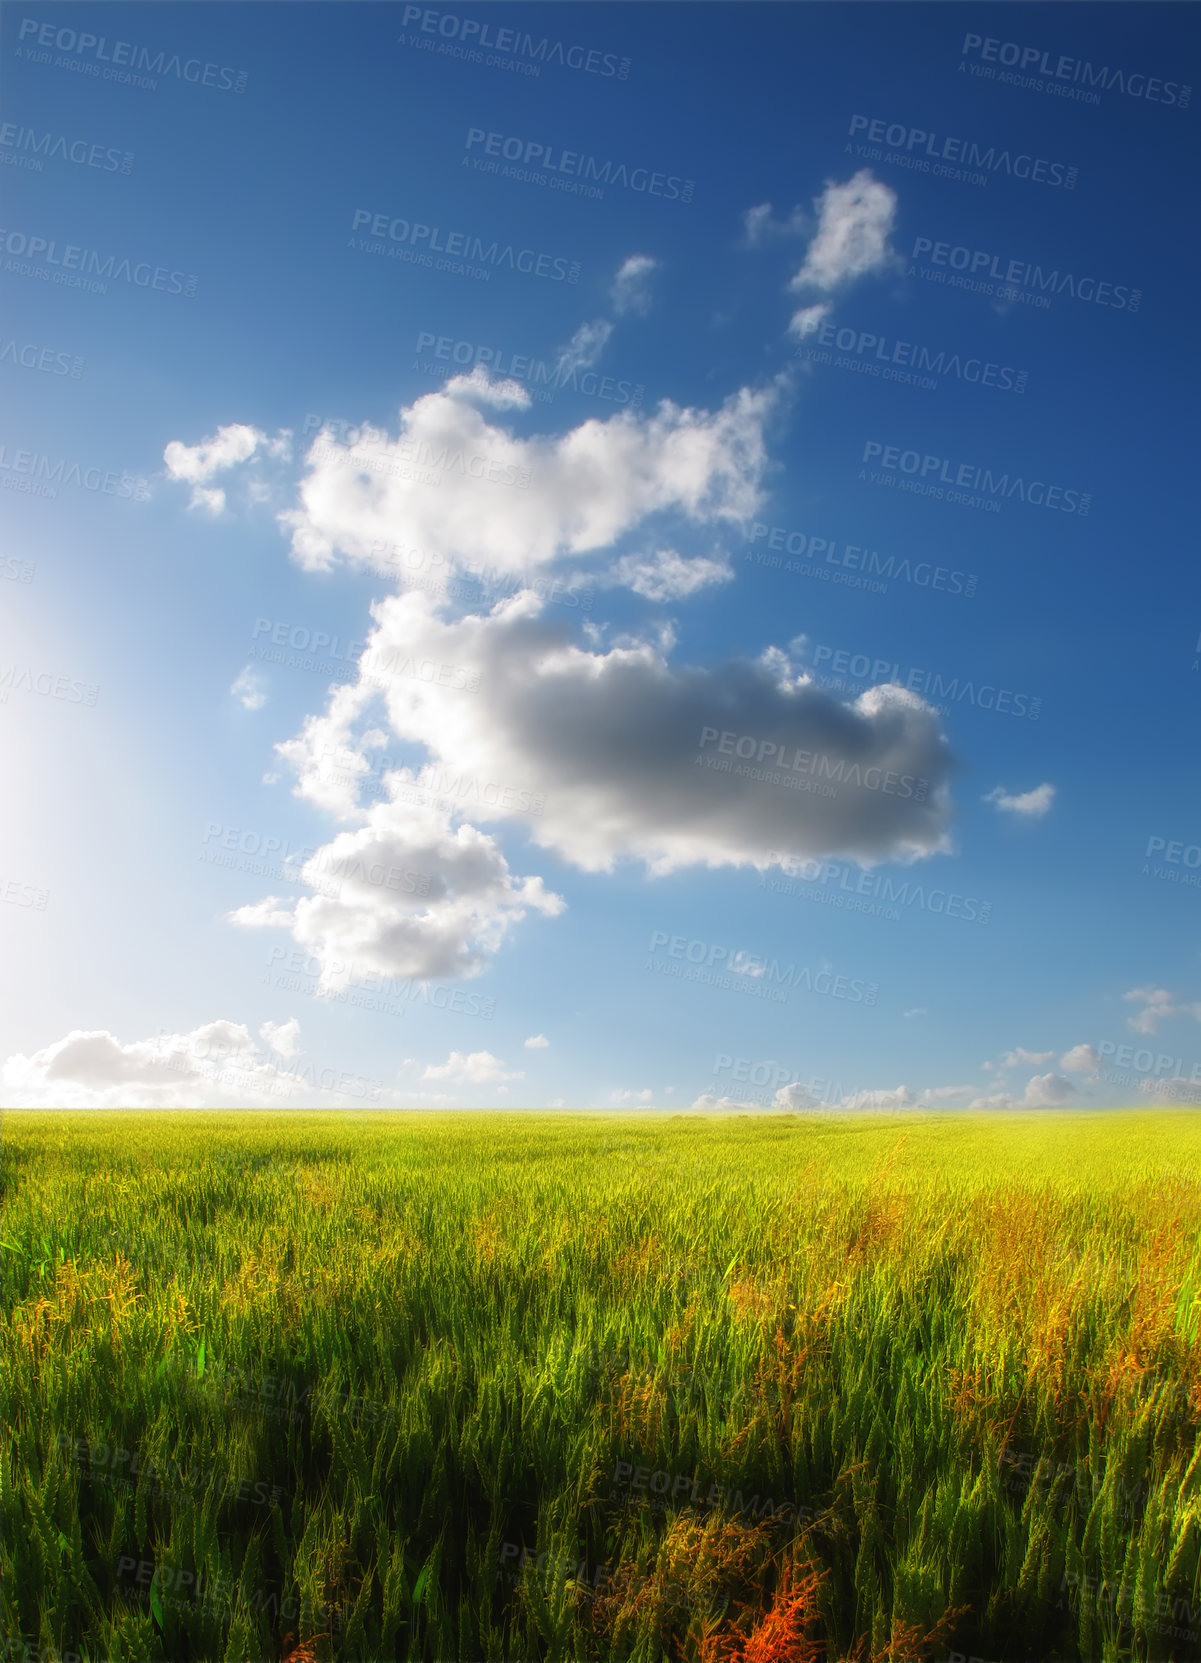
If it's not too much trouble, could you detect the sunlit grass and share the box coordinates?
[2,1109,1199,1661]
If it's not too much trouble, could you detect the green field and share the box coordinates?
[2,1109,1199,1663]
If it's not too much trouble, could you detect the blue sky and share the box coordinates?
[2,2,1198,1111]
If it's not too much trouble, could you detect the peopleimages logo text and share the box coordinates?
[862,441,1090,515]
[697,727,927,801]
[804,640,1042,720]
[0,229,197,296]
[800,319,1026,392]
[465,129,693,201]
[848,114,1077,186]
[911,237,1140,311]
[414,333,643,408]
[400,8,630,78]
[0,445,149,501]
[746,523,978,600]
[0,338,83,377]
[16,18,249,91]
[0,125,133,174]
[350,211,578,283]
[960,33,1190,108]
[647,931,879,1005]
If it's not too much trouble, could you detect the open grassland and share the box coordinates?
[2,1109,1200,1663]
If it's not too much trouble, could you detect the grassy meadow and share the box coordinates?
[2,1108,1200,1663]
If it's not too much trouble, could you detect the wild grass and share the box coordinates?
[1,1108,1199,1663]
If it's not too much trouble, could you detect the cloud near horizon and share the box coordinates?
[0,1019,348,1108]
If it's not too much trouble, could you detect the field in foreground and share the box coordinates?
[2,1109,1200,1663]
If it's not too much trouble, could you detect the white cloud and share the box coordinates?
[229,897,297,930]
[230,793,563,988]
[610,254,659,316]
[690,1094,756,1112]
[1123,985,1201,1034]
[277,589,955,878]
[742,203,807,246]
[1022,1071,1077,1107]
[966,1070,1081,1110]
[1002,1047,1055,1068]
[275,682,385,820]
[611,1087,654,1104]
[1139,1076,1201,1104]
[524,1034,550,1049]
[1,1020,325,1108]
[164,423,290,512]
[840,1085,918,1113]
[1060,1043,1099,1074]
[556,319,614,378]
[259,1017,300,1060]
[903,1007,927,1019]
[687,1069,1096,1116]
[789,303,831,340]
[230,666,267,710]
[270,373,775,579]
[770,1082,821,1112]
[789,170,898,307]
[598,547,733,602]
[697,1082,948,1116]
[423,1050,522,1084]
[165,422,259,482]
[984,782,1056,819]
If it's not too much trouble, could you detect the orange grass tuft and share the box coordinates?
[701,1564,826,1663]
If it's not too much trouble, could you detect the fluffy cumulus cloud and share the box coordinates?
[984,782,1056,818]
[524,1034,550,1049]
[693,1069,1091,1116]
[229,792,563,988]
[1123,985,1201,1034]
[264,373,774,580]
[694,1082,959,1115]
[1021,1071,1077,1107]
[598,547,733,602]
[277,588,954,877]
[0,1020,328,1108]
[423,1050,522,1084]
[166,349,958,990]
[785,170,898,336]
[791,170,899,292]
[260,1017,301,1060]
[968,1070,1080,1110]
[689,1027,1170,1117]
[742,176,897,338]
[164,423,291,513]
[275,681,384,820]
[971,1044,1093,1107]
[610,254,659,315]
[840,1085,919,1113]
